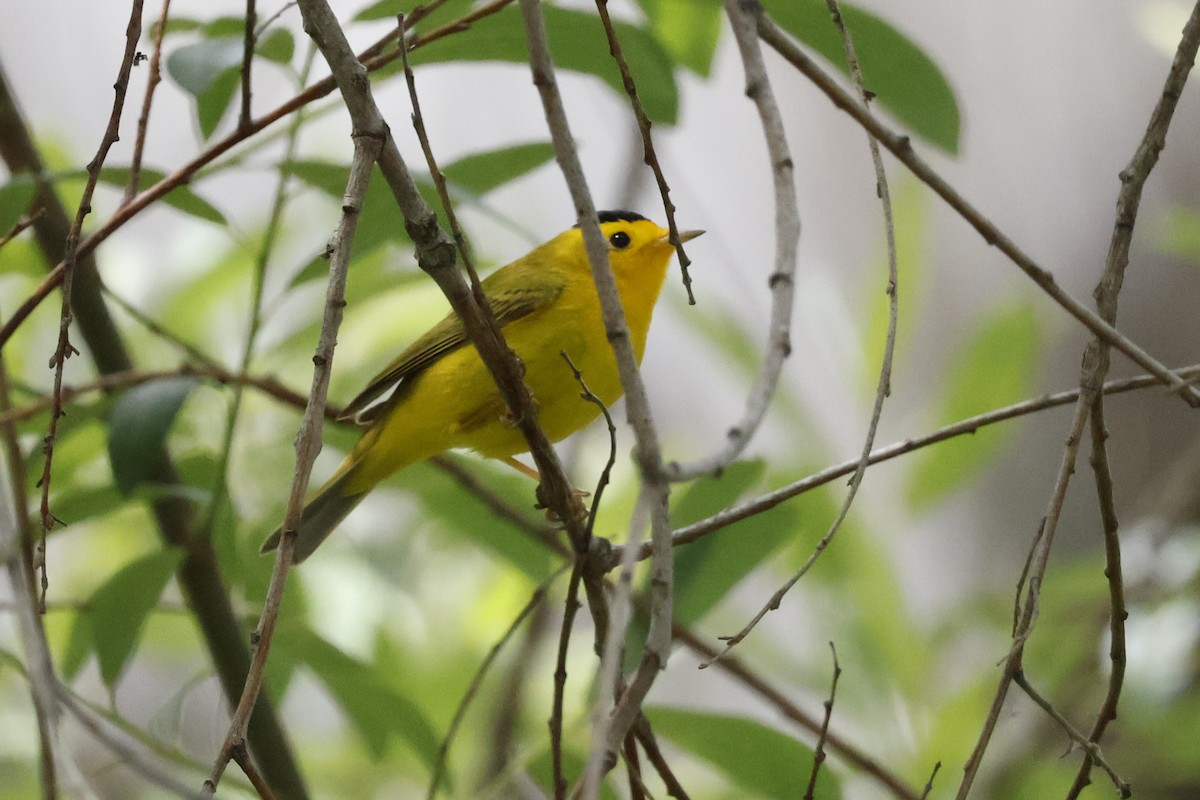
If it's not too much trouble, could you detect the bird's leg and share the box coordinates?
[500,457,590,527]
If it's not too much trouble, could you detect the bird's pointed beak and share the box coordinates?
[659,229,705,246]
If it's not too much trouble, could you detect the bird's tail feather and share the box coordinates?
[260,468,367,563]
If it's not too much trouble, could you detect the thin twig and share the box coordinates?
[700,0,902,665]
[550,563,587,800]
[1065,394,1128,798]
[592,0,695,304]
[122,0,171,205]
[0,208,44,250]
[201,125,381,796]
[613,363,1200,566]
[560,351,618,539]
[918,762,941,800]
[957,5,1200,794]
[0,331,63,799]
[672,625,919,800]
[804,643,841,800]
[240,0,257,129]
[38,0,145,609]
[755,13,1200,406]
[1012,671,1130,797]
[427,569,563,800]
[667,0,800,481]
[632,716,691,799]
[516,1,676,786]
[0,0,517,351]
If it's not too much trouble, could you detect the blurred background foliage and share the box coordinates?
[2,0,1200,799]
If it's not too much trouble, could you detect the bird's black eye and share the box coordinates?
[609,231,631,249]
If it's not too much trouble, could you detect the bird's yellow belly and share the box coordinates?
[344,302,634,492]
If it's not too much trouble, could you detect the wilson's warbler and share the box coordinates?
[261,211,702,562]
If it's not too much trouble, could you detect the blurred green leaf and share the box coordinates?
[286,161,413,259]
[89,550,185,687]
[156,17,203,36]
[761,0,960,153]
[527,747,620,799]
[96,167,226,224]
[907,303,1040,507]
[108,377,197,495]
[257,28,295,65]
[197,69,240,139]
[167,36,243,97]
[649,707,840,799]
[201,17,247,38]
[1156,207,1200,264]
[278,627,440,765]
[407,5,679,124]
[670,461,802,626]
[0,175,38,234]
[61,609,94,681]
[636,0,723,76]
[52,485,128,526]
[405,460,554,581]
[442,142,555,195]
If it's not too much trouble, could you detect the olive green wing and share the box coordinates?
[339,274,564,424]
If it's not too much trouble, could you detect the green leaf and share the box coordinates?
[96,167,225,224]
[1156,207,1200,264]
[197,69,240,139]
[286,161,413,259]
[761,0,960,153]
[51,485,128,526]
[89,550,185,687]
[108,377,197,495]
[636,0,723,76]
[405,460,554,582]
[907,303,1040,507]
[407,5,679,124]
[278,627,441,765]
[671,461,797,626]
[201,17,247,38]
[166,36,243,97]
[61,610,94,681]
[649,707,840,799]
[0,175,38,234]
[442,142,555,195]
[257,28,295,65]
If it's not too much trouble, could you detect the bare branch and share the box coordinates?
[122,0,172,205]
[755,12,1200,406]
[667,0,800,481]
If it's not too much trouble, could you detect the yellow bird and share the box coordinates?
[262,211,702,562]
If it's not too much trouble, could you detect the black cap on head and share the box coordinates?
[579,210,646,226]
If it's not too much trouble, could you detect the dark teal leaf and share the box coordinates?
[649,707,840,800]
[166,36,243,97]
[279,628,440,764]
[108,377,197,495]
[636,0,722,76]
[761,0,960,153]
[90,550,185,687]
[0,175,38,235]
[407,5,679,124]
[907,303,1040,507]
[442,142,555,195]
[197,69,240,139]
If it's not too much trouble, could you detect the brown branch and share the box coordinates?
[241,0,257,129]
[632,716,691,799]
[0,0,516,352]
[803,643,840,800]
[551,563,586,800]
[122,0,172,205]
[592,0,696,303]
[0,208,44,250]
[427,570,562,799]
[956,4,1200,794]
[755,12,1200,406]
[202,124,381,797]
[1012,671,1130,797]
[668,0,799,481]
[613,364,1200,566]
[919,762,941,800]
[38,0,145,610]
